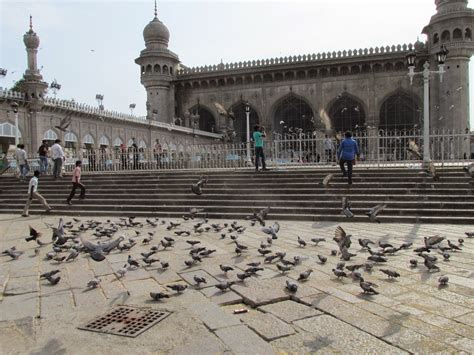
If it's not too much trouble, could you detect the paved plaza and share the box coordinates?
[0,213,473,354]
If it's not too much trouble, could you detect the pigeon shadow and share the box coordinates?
[420,270,437,282]
[382,312,411,338]
[30,338,66,355]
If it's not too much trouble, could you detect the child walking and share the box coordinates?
[22,170,52,217]
[66,160,86,205]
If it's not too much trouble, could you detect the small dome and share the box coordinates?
[143,16,170,46]
[24,29,40,49]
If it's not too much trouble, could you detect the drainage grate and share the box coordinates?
[78,306,171,338]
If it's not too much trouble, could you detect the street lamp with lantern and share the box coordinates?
[129,103,136,115]
[95,94,104,110]
[245,101,252,164]
[406,44,448,165]
[10,101,19,146]
[49,79,61,98]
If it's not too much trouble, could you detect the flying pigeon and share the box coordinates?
[262,222,280,239]
[341,197,354,218]
[191,176,209,195]
[55,113,72,132]
[322,174,334,187]
[366,204,386,223]
[26,226,41,242]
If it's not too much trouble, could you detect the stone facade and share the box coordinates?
[0,0,472,154]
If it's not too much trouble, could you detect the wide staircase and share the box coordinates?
[0,167,472,224]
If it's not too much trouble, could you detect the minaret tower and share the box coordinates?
[135,1,179,123]
[422,0,474,132]
[22,15,48,111]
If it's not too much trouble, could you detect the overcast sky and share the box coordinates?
[0,0,472,127]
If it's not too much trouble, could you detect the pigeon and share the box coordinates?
[237,273,252,281]
[127,255,140,268]
[199,249,216,257]
[247,262,261,267]
[150,292,170,300]
[383,247,401,255]
[400,242,413,250]
[463,163,474,177]
[220,264,234,273]
[262,222,280,239]
[258,248,272,256]
[464,232,473,238]
[26,226,41,242]
[458,238,464,245]
[424,258,440,272]
[245,267,264,274]
[351,271,363,281]
[311,238,325,245]
[331,250,338,256]
[336,262,346,270]
[420,253,437,263]
[442,252,450,261]
[427,161,440,181]
[175,231,191,236]
[332,269,348,279]
[143,257,160,266]
[345,264,364,272]
[364,263,374,272]
[186,240,201,247]
[298,269,313,281]
[340,247,357,261]
[358,239,375,249]
[193,275,207,285]
[409,259,418,268]
[322,174,334,187]
[447,240,462,251]
[65,250,79,262]
[367,255,387,263]
[297,236,307,247]
[264,254,279,263]
[55,113,72,132]
[46,275,61,285]
[184,260,196,267]
[424,235,445,248]
[191,176,208,195]
[360,280,379,295]
[189,207,205,219]
[317,255,327,264]
[438,276,449,286]
[141,251,157,259]
[276,263,292,273]
[116,264,127,278]
[215,282,234,291]
[40,270,60,279]
[5,249,24,259]
[80,235,124,261]
[380,269,400,278]
[366,204,386,223]
[285,280,298,293]
[167,284,187,293]
[87,278,101,288]
[341,197,354,217]
[160,261,169,269]
[334,226,352,250]
[414,246,431,253]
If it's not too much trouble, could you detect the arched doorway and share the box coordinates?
[43,129,58,147]
[379,92,420,131]
[230,102,259,143]
[0,122,21,154]
[328,95,366,133]
[273,95,315,134]
[189,106,216,133]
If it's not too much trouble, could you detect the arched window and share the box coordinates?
[453,28,462,40]
[82,134,94,148]
[163,65,169,74]
[128,139,134,147]
[0,122,21,138]
[64,132,77,149]
[170,66,173,75]
[441,30,450,42]
[141,66,145,74]
[146,65,152,73]
[433,33,439,44]
[189,106,216,133]
[466,28,472,40]
[138,139,147,149]
[328,95,366,133]
[43,129,58,141]
[154,64,161,73]
[273,95,315,134]
[379,92,421,131]
[113,137,123,147]
[99,136,109,147]
[230,102,260,143]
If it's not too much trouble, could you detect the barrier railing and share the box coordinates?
[1,129,472,175]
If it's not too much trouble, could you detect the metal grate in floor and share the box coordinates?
[78,306,171,338]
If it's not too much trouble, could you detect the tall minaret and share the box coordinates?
[135,1,179,123]
[422,0,474,134]
[22,15,48,111]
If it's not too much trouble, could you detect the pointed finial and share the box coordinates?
[29,15,33,30]
[154,0,157,18]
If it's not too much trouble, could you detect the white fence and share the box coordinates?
[1,129,472,175]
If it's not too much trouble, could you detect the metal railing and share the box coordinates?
[1,129,472,175]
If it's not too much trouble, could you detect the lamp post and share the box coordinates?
[95,94,104,110]
[406,45,448,165]
[245,101,251,164]
[129,103,136,115]
[49,79,61,98]
[10,101,19,146]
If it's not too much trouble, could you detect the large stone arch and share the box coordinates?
[229,101,260,143]
[189,104,217,133]
[326,93,367,133]
[270,93,316,134]
[378,90,421,131]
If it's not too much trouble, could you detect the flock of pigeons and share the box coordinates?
[2,208,473,301]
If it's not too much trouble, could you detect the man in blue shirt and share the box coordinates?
[253,125,268,171]
[337,131,359,184]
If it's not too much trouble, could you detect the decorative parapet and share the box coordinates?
[177,43,424,76]
[149,120,222,138]
[0,88,27,100]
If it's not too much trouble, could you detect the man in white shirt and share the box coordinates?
[51,139,65,179]
[22,170,52,217]
[15,144,30,181]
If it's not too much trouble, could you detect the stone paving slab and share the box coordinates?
[1,214,474,353]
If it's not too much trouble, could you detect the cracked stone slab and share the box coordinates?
[215,325,275,355]
[231,277,291,307]
[241,311,295,341]
[259,300,323,323]
[295,315,408,354]
[4,276,38,295]
[199,287,242,305]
